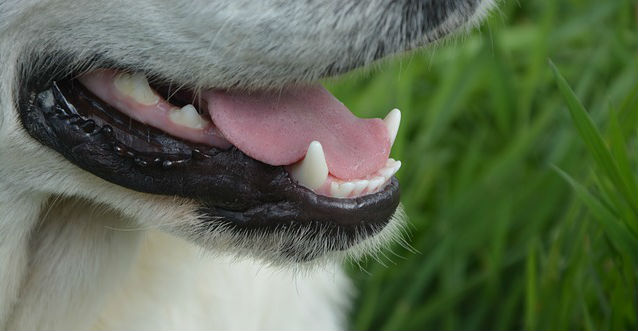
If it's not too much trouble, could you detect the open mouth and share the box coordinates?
[19,66,402,246]
[79,69,402,198]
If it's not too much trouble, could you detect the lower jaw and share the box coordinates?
[18,78,401,240]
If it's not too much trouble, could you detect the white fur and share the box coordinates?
[0,0,492,329]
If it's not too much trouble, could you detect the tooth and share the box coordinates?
[383,108,401,146]
[379,167,395,178]
[330,182,344,198]
[169,104,209,129]
[289,141,329,190]
[392,160,402,174]
[335,182,355,198]
[329,181,354,198]
[368,176,385,193]
[352,180,368,196]
[114,72,159,105]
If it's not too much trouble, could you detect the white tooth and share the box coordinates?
[330,182,339,197]
[352,180,368,196]
[378,159,400,178]
[392,160,402,174]
[329,182,349,198]
[379,167,395,178]
[383,108,401,146]
[169,104,209,129]
[114,72,159,105]
[368,177,385,193]
[337,182,355,198]
[329,181,354,198]
[289,141,329,190]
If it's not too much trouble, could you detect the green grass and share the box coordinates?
[324,0,638,329]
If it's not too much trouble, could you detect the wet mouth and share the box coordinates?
[19,68,402,243]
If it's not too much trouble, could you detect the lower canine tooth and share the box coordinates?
[289,141,329,190]
[169,104,209,129]
[114,72,159,105]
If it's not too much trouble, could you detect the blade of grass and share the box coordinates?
[549,59,638,217]
[553,166,638,263]
[524,239,538,330]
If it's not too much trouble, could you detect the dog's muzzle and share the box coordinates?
[18,69,402,253]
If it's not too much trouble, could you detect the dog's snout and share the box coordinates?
[6,0,493,90]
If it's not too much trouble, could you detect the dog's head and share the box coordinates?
[0,0,494,263]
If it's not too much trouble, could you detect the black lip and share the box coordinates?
[18,77,400,242]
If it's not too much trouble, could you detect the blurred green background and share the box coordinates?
[325,0,638,330]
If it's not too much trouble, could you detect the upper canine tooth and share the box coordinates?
[114,72,159,105]
[383,108,401,146]
[289,141,329,190]
[169,104,209,129]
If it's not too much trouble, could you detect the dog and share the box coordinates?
[0,0,494,329]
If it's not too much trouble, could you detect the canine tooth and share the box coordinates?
[352,180,368,196]
[289,141,329,190]
[114,72,159,105]
[383,108,401,146]
[169,104,209,129]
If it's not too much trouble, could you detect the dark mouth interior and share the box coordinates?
[151,82,210,122]
[51,79,216,169]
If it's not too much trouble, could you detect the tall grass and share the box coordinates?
[325,0,637,329]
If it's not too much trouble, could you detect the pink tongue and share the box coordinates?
[204,86,390,180]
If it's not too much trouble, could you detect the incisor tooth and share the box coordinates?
[392,160,402,173]
[384,108,401,146]
[169,104,209,129]
[352,180,368,196]
[379,167,395,178]
[368,177,385,192]
[335,182,355,198]
[330,182,344,198]
[113,72,159,105]
[289,141,329,190]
